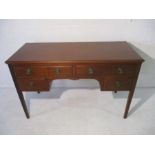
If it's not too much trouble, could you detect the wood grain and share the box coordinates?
[5,42,144,119]
[5,42,144,64]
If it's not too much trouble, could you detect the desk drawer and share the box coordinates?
[76,65,102,77]
[13,66,47,78]
[103,76,133,91]
[17,79,49,91]
[76,64,137,77]
[48,66,73,78]
[103,64,137,76]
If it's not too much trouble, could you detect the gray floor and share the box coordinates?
[0,87,155,134]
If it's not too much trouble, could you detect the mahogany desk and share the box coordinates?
[5,42,144,119]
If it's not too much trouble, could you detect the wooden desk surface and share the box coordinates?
[6,41,144,119]
[6,42,144,64]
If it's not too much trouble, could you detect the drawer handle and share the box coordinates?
[29,81,34,88]
[26,68,32,75]
[117,67,123,74]
[88,67,94,75]
[55,67,61,75]
[116,81,121,89]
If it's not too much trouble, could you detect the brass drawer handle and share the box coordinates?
[116,81,121,89]
[117,67,123,74]
[26,68,32,75]
[55,67,61,75]
[88,67,94,75]
[29,81,34,88]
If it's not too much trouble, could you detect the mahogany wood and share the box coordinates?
[8,65,30,118]
[5,42,144,119]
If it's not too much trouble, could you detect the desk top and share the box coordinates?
[6,42,144,64]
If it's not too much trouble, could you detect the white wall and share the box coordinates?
[0,19,155,88]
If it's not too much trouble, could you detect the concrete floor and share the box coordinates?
[0,87,155,134]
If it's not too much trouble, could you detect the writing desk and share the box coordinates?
[5,42,144,119]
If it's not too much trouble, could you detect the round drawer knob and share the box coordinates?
[117,67,123,74]
[26,68,32,75]
[88,67,94,75]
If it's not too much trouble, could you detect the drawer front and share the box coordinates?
[103,64,137,76]
[17,79,49,91]
[76,64,137,77]
[76,65,102,77]
[103,76,133,91]
[48,66,73,78]
[13,66,47,78]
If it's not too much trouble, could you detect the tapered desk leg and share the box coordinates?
[15,88,30,118]
[8,65,30,119]
[123,64,142,119]
[123,89,135,119]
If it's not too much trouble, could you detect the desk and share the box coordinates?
[5,42,144,119]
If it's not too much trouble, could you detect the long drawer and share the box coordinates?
[75,64,137,77]
[13,65,74,79]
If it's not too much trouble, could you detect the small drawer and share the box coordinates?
[17,79,49,91]
[48,66,73,78]
[103,76,133,91]
[13,66,47,78]
[76,65,102,77]
[103,64,137,76]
